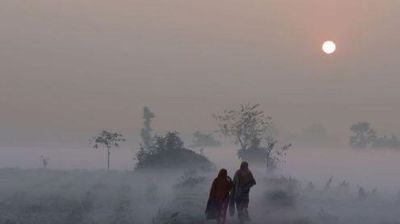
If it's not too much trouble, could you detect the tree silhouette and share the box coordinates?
[214,104,271,151]
[349,122,376,149]
[135,132,213,170]
[214,104,290,170]
[141,107,155,150]
[92,130,125,171]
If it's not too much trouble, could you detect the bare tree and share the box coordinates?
[92,130,125,171]
[213,104,272,151]
[214,104,290,171]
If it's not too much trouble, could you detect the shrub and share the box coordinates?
[135,132,214,171]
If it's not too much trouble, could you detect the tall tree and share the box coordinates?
[350,122,376,149]
[92,130,125,171]
[214,104,271,151]
[141,107,155,150]
[214,104,290,171]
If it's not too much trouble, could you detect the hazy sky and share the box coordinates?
[0,0,399,145]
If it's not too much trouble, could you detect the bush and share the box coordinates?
[135,132,214,171]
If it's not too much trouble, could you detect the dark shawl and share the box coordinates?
[205,171,233,220]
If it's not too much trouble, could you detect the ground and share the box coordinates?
[0,168,399,224]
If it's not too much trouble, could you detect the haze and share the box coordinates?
[1,0,399,145]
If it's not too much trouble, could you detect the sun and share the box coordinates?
[322,40,336,54]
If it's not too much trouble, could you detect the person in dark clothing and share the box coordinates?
[230,161,256,224]
[206,169,233,224]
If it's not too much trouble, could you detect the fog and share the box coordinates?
[1,0,400,223]
[1,146,400,223]
[2,145,400,192]
[1,0,400,144]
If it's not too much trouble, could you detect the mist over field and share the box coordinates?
[2,145,400,192]
[1,144,400,224]
[1,0,400,223]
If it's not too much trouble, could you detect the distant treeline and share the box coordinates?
[349,122,400,149]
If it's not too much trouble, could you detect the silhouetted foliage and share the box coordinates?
[371,135,400,149]
[141,106,155,151]
[349,122,376,149]
[91,130,125,171]
[214,104,290,170]
[135,132,214,171]
[191,131,221,148]
[336,180,350,195]
[350,122,400,150]
[214,104,272,151]
[237,137,291,170]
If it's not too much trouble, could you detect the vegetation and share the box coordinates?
[191,131,221,148]
[0,169,398,224]
[141,106,155,151]
[91,131,125,171]
[214,104,290,170]
[214,104,272,151]
[135,132,214,171]
[349,122,376,149]
[135,107,214,171]
[371,135,400,149]
[350,122,400,149]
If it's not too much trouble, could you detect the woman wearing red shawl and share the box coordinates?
[205,169,233,224]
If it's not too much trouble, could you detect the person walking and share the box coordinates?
[231,161,256,224]
[206,169,233,224]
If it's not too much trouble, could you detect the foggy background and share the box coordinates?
[1,0,400,193]
[1,0,399,146]
[1,2,400,223]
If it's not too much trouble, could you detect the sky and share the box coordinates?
[0,0,399,146]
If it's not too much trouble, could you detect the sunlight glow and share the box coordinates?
[322,40,336,54]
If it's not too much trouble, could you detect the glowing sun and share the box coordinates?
[322,40,336,54]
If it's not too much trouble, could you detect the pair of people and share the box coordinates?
[205,161,256,224]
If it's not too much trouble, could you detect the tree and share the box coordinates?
[213,104,272,151]
[141,107,155,150]
[214,104,290,170]
[349,122,376,149]
[92,130,125,171]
